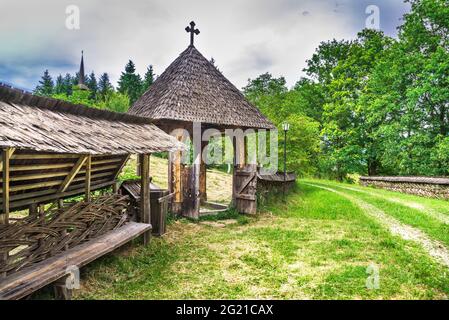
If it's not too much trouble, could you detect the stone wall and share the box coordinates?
[360,177,449,200]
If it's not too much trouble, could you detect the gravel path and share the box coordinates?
[304,183,449,268]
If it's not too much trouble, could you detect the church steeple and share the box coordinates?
[77,50,89,90]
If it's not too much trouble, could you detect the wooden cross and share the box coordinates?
[185,21,200,46]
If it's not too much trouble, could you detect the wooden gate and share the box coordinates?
[233,165,257,214]
[181,166,199,219]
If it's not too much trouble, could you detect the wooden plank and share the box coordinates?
[0,179,64,193]
[140,154,151,245]
[91,158,123,166]
[85,155,91,202]
[10,163,75,172]
[0,222,152,300]
[0,170,70,183]
[57,155,88,193]
[9,181,114,209]
[11,154,79,160]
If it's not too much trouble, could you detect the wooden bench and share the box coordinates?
[0,221,151,300]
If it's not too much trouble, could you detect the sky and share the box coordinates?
[0,0,410,91]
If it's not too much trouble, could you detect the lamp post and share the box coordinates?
[282,122,290,197]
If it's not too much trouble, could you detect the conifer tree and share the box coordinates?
[117,60,143,104]
[143,65,155,92]
[98,73,113,101]
[34,70,54,96]
[87,71,98,100]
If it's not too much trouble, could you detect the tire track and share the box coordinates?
[304,182,449,268]
[332,184,449,225]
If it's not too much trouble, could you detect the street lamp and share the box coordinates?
[282,122,290,196]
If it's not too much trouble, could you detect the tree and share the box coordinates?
[34,70,54,96]
[86,72,98,100]
[142,65,155,92]
[98,73,113,101]
[117,60,143,104]
[54,75,65,94]
[97,91,130,113]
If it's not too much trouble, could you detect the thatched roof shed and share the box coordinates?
[0,84,183,155]
[128,45,274,130]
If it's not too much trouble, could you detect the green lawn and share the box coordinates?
[62,178,449,300]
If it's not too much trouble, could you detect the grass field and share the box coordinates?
[60,169,449,300]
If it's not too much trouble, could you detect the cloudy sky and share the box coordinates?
[0,0,410,91]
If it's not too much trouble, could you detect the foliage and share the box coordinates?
[117,60,143,104]
[34,70,54,96]
[142,65,155,92]
[244,0,449,180]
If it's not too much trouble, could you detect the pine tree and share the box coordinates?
[86,71,98,100]
[54,74,65,94]
[143,65,155,92]
[117,60,143,104]
[63,73,74,95]
[35,70,54,96]
[98,73,113,101]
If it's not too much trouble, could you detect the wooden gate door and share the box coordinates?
[181,166,199,219]
[233,165,257,214]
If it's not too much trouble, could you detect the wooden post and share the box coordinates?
[85,155,91,202]
[140,154,151,245]
[1,148,14,224]
[171,133,184,215]
[1,148,14,278]
[232,135,245,205]
[199,140,208,205]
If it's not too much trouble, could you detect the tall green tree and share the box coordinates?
[142,65,155,92]
[98,73,113,101]
[86,72,98,100]
[117,60,143,104]
[34,70,54,96]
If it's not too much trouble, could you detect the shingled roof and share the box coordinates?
[128,45,275,129]
[0,84,184,155]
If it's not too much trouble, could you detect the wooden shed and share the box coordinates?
[128,23,275,218]
[0,84,183,299]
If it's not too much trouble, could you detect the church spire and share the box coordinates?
[77,50,88,90]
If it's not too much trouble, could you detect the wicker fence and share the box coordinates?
[359,176,449,200]
[0,194,130,276]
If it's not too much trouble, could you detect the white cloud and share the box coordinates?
[0,0,409,90]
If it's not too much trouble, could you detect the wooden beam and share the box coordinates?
[1,148,14,224]
[57,155,88,193]
[140,154,151,245]
[85,155,92,202]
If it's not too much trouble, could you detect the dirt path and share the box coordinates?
[334,184,449,225]
[304,183,449,268]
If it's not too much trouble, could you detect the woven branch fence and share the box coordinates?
[0,194,130,276]
[360,176,449,200]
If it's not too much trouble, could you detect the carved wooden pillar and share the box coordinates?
[199,140,208,205]
[169,132,184,215]
[140,154,151,245]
